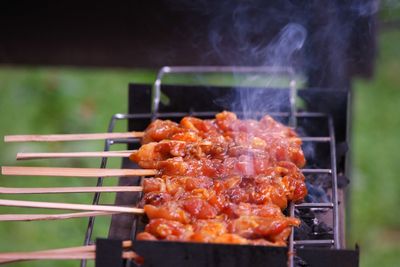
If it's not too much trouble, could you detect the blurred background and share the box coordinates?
[0,1,399,267]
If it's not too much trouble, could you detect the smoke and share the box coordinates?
[265,23,307,67]
[217,23,306,118]
[211,20,308,118]
[204,1,308,68]
[350,0,379,16]
[167,0,377,115]
[190,1,307,117]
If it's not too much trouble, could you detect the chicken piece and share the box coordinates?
[180,117,219,134]
[228,215,300,241]
[131,140,228,169]
[227,136,305,168]
[142,218,194,241]
[142,177,166,193]
[164,175,214,194]
[269,227,293,244]
[181,198,218,220]
[214,111,238,132]
[142,175,215,203]
[136,232,158,241]
[210,233,249,245]
[190,220,228,242]
[153,155,305,179]
[223,202,285,219]
[226,165,307,208]
[142,120,183,144]
[215,111,297,138]
[144,203,190,224]
[249,239,286,246]
[130,141,187,168]
[143,192,172,206]
[156,157,220,177]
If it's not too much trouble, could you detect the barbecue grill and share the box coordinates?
[77,66,359,267]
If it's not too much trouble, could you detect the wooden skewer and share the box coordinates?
[4,131,314,144]
[0,199,145,214]
[0,240,132,254]
[0,211,118,221]
[0,252,95,261]
[0,251,137,262]
[16,150,135,160]
[1,166,157,177]
[4,131,144,142]
[4,131,296,143]
[0,186,143,194]
[0,241,135,263]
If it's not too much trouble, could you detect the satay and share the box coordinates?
[135,111,307,246]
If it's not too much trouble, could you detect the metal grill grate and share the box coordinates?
[81,110,340,267]
[288,113,340,267]
[82,65,343,267]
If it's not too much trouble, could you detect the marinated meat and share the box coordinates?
[134,111,306,246]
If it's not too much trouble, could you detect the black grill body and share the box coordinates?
[90,83,359,267]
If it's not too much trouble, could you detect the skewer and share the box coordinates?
[0,241,135,263]
[0,252,95,261]
[0,251,137,263]
[16,151,135,160]
[0,240,132,254]
[4,132,144,142]
[0,211,117,221]
[4,131,320,143]
[0,199,145,214]
[1,166,157,177]
[0,186,142,194]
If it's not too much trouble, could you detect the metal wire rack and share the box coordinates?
[81,110,340,267]
[82,66,340,267]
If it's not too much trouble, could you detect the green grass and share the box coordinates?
[350,29,400,267]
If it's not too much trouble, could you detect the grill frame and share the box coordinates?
[82,82,351,267]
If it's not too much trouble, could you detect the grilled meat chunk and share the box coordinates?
[136,111,307,246]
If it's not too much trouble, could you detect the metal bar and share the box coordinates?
[295,203,334,208]
[329,116,340,249]
[289,80,297,127]
[294,240,334,246]
[116,111,328,120]
[129,176,145,243]
[288,202,295,267]
[156,66,295,74]
[287,69,297,267]
[152,66,297,117]
[301,137,331,142]
[81,115,118,267]
[108,139,141,144]
[302,169,332,174]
